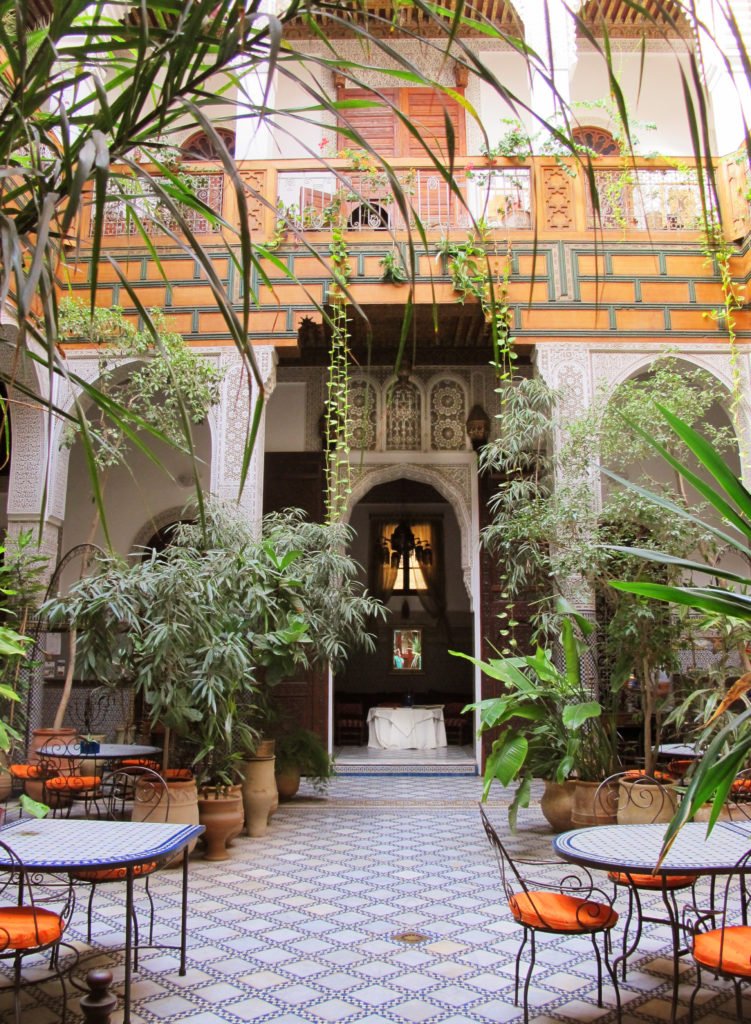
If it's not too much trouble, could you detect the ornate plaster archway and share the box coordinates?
[345,458,477,606]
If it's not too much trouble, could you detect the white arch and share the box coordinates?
[594,347,751,456]
[344,459,476,605]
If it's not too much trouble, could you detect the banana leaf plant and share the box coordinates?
[453,612,619,830]
[604,403,751,857]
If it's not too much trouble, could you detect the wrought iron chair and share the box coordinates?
[38,733,103,818]
[594,771,698,980]
[69,767,170,956]
[479,803,621,1024]
[0,837,75,1024]
[685,848,751,1023]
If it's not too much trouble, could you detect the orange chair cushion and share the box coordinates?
[0,906,64,949]
[509,891,618,932]
[9,764,48,780]
[71,861,158,882]
[608,871,697,889]
[45,775,101,792]
[165,768,193,781]
[622,769,677,783]
[121,759,160,771]
[693,926,751,977]
[730,779,751,797]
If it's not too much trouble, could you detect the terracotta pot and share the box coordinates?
[275,767,301,802]
[133,776,199,866]
[617,779,677,825]
[198,791,244,861]
[240,756,276,837]
[693,802,750,823]
[27,727,77,804]
[540,779,576,833]
[225,784,244,846]
[570,780,618,828]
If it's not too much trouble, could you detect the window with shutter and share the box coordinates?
[336,87,465,159]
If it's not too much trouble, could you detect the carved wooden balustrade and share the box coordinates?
[90,154,749,245]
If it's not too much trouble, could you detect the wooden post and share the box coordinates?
[80,968,118,1024]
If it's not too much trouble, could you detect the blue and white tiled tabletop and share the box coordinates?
[554,820,751,873]
[0,817,204,870]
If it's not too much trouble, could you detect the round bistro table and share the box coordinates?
[554,820,751,1021]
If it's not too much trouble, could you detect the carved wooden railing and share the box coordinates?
[92,155,748,243]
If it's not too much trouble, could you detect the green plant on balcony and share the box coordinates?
[380,249,408,284]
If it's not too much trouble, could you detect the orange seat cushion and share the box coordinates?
[509,891,618,932]
[0,906,64,949]
[9,764,48,780]
[730,779,751,797]
[608,871,697,889]
[693,927,751,977]
[121,759,160,771]
[45,775,101,792]
[622,769,677,783]
[72,861,158,882]
[165,769,193,781]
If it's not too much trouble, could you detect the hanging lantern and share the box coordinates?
[466,404,490,450]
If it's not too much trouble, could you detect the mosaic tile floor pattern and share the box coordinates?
[1,776,749,1023]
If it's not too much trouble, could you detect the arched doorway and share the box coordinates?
[334,477,476,770]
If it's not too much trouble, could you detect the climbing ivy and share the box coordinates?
[324,216,352,523]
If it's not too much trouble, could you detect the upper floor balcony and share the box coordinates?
[93,152,751,248]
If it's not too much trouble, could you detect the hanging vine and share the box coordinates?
[324,216,353,523]
[701,220,746,444]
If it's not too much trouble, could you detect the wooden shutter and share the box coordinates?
[336,87,465,159]
[403,89,465,160]
[336,88,399,157]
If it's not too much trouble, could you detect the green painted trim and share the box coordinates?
[634,280,642,302]
[557,240,567,297]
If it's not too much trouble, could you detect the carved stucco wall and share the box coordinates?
[345,459,477,607]
[211,346,277,537]
[0,328,59,575]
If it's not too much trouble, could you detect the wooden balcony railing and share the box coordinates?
[93,155,750,244]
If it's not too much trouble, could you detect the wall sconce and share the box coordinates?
[466,404,490,450]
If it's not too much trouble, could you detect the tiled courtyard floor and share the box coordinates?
[2,775,749,1023]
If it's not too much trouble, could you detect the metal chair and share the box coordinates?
[443,702,471,746]
[37,733,103,818]
[479,803,621,1024]
[594,771,698,981]
[69,767,170,955]
[0,837,75,1024]
[685,848,751,1023]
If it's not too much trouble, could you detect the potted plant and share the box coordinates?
[455,612,619,832]
[274,728,335,801]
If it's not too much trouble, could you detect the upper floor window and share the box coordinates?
[181,128,236,160]
[336,87,466,159]
[572,126,619,156]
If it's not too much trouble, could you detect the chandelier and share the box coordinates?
[377,520,432,568]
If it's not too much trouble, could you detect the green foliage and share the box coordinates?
[325,226,352,523]
[43,501,383,774]
[380,250,408,284]
[59,299,223,471]
[456,615,618,831]
[275,728,335,793]
[482,357,734,771]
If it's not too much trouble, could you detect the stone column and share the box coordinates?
[535,342,599,686]
[210,345,277,538]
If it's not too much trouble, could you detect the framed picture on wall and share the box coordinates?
[392,628,422,672]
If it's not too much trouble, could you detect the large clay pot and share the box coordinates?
[133,775,200,866]
[240,756,276,837]
[27,727,77,804]
[570,780,618,828]
[225,784,244,846]
[617,779,677,824]
[693,802,750,822]
[540,779,576,833]
[198,791,244,861]
[275,767,301,802]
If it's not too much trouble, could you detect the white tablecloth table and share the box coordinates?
[367,706,447,749]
